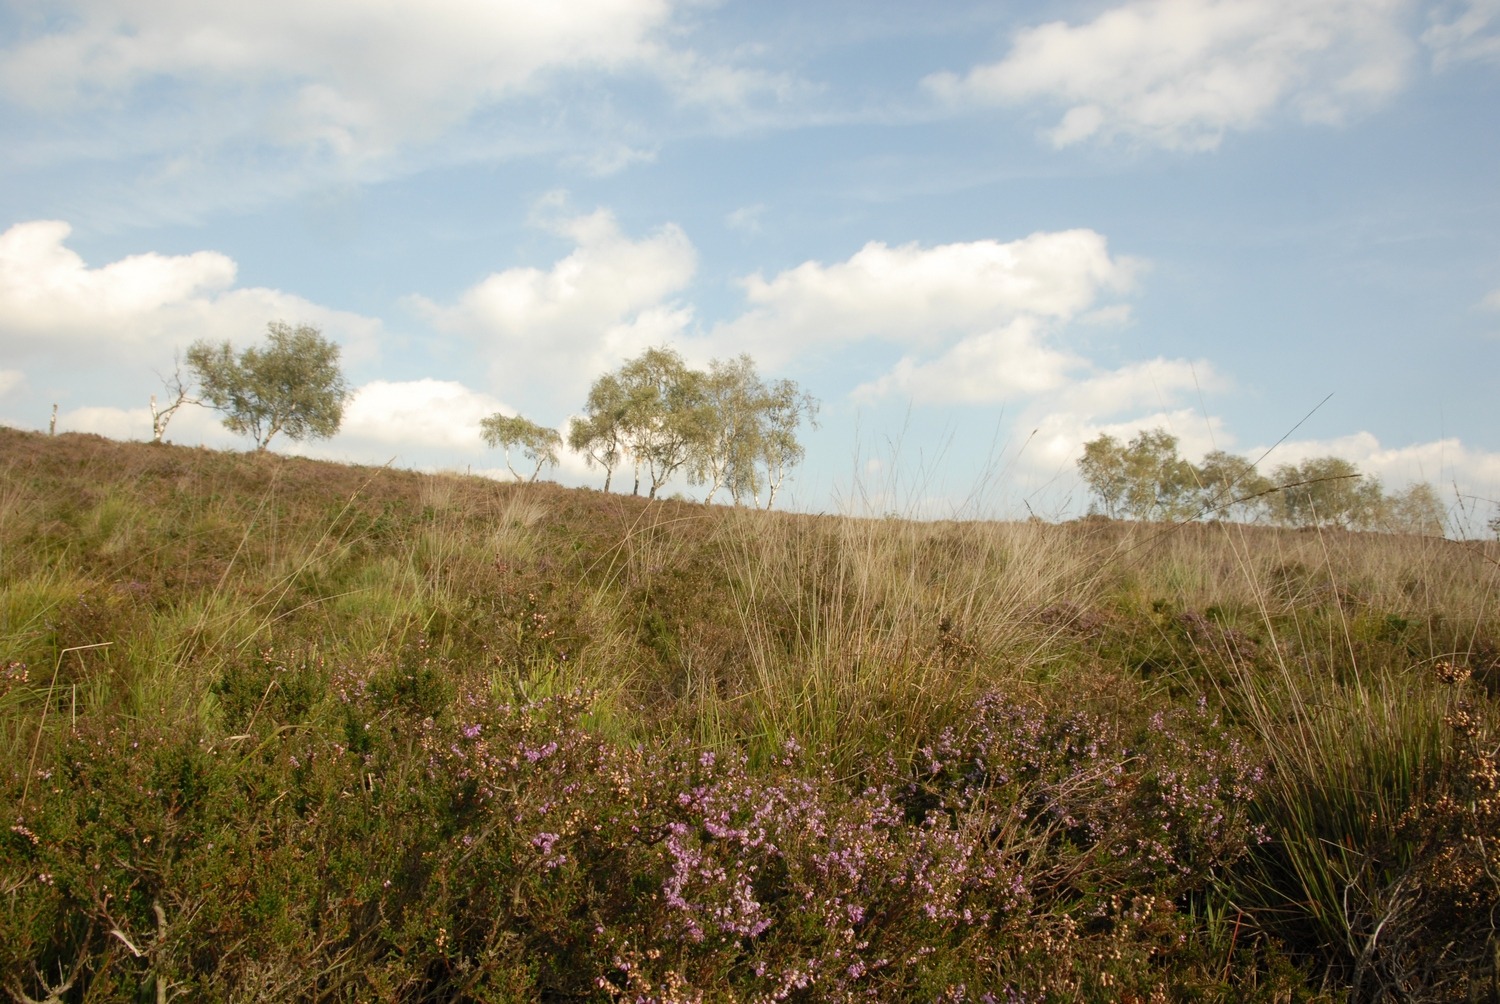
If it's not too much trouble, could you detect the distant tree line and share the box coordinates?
[1077,428,1447,535]
[485,347,817,508]
[156,326,816,508]
[150,324,1472,531]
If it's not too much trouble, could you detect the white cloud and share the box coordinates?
[339,379,510,452]
[0,0,800,170]
[726,204,767,234]
[1253,431,1497,483]
[0,219,384,366]
[412,207,697,410]
[55,401,231,446]
[1481,287,1500,310]
[0,0,682,158]
[305,381,604,482]
[0,219,234,336]
[715,229,1138,372]
[0,369,24,397]
[1004,361,1226,482]
[1425,0,1500,67]
[926,0,1415,150]
[1055,358,1223,417]
[1031,407,1228,471]
[852,318,1085,404]
[564,144,659,177]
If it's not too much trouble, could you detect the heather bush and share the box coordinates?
[5,662,1276,1001]
[4,428,1498,1000]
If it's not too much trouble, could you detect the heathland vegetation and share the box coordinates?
[3,426,1498,1001]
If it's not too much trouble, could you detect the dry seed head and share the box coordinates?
[1433,660,1472,685]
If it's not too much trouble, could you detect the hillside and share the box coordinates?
[3,426,1497,1002]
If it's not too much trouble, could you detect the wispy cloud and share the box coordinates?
[0,1,679,156]
[1424,0,1500,68]
[563,144,660,177]
[726,204,767,234]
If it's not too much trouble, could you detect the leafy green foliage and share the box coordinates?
[1196,449,1274,521]
[1078,428,1199,520]
[1270,455,1383,529]
[478,413,562,482]
[691,355,820,508]
[567,372,630,492]
[574,347,818,505]
[1078,430,1447,536]
[615,345,708,498]
[185,322,349,451]
[1378,481,1447,535]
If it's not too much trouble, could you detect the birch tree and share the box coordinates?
[693,355,765,504]
[186,322,348,451]
[568,374,629,492]
[149,355,195,444]
[754,378,818,510]
[1077,429,1196,521]
[1270,457,1383,529]
[615,347,708,499]
[480,414,562,482]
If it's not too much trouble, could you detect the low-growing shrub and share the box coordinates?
[4,674,1277,1002]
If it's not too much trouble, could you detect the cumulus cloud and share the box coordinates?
[1054,358,1223,417]
[339,379,510,453]
[303,379,600,481]
[853,318,1085,403]
[1030,407,1229,472]
[715,228,1138,404]
[412,207,697,412]
[0,219,383,366]
[1424,0,1500,67]
[926,0,1415,150]
[0,219,234,337]
[1482,287,1500,310]
[1004,360,1226,486]
[1251,431,1497,484]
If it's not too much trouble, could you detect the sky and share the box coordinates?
[2,0,1498,526]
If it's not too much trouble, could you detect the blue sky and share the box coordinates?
[2,0,1497,523]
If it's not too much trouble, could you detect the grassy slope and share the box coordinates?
[2,427,1498,1002]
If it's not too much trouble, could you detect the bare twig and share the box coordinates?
[8,949,86,1004]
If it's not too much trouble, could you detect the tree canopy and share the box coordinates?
[480,414,562,482]
[574,348,816,507]
[615,347,709,499]
[1269,456,1382,529]
[1076,429,1198,521]
[186,322,349,451]
[1077,428,1447,535]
